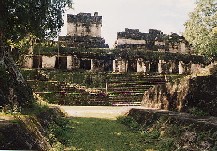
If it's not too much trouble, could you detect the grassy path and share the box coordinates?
[65,117,153,151]
[60,106,153,120]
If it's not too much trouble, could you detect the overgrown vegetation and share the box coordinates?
[52,117,176,151]
[184,0,217,56]
[0,62,33,110]
[33,46,208,64]
[117,115,217,151]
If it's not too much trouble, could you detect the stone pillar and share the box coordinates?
[67,56,73,70]
[186,61,192,74]
[22,55,33,68]
[125,60,128,72]
[158,60,163,74]
[120,59,127,73]
[145,61,150,74]
[168,60,174,74]
[137,58,145,73]
[169,60,179,74]
[91,59,94,71]
[191,63,201,74]
[113,60,117,72]
[179,61,185,74]
[42,56,56,69]
[72,55,80,69]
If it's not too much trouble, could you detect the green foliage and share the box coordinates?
[33,106,73,148]
[34,47,207,64]
[184,0,217,56]
[0,0,72,43]
[59,117,151,150]
[157,138,174,151]
[0,63,33,108]
[189,107,210,116]
[117,116,141,131]
[0,65,10,106]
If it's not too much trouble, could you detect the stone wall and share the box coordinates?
[127,108,217,150]
[137,58,149,73]
[113,59,128,73]
[42,56,56,69]
[59,12,108,48]
[22,55,33,68]
[59,36,109,48]
[22,54,202,75]
[67,12,102,37]
[115,28,191,54]
[141,64,217,116]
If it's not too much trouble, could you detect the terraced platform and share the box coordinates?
[107,73,166,106]
[22,69,166,106]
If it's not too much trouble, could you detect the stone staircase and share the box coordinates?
[28,80,109,106]
[107,73,166,106]
[23,69,167,106]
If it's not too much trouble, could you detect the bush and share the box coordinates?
[117,116,141,131]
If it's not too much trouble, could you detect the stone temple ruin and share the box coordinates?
[115,28,191,54]
[23,12,204,75]
[59,12,109,48]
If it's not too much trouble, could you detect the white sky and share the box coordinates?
[60,0,196,48]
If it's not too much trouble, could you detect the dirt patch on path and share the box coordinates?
[60,106,152,120]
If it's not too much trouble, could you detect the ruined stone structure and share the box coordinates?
[141,63,217,116]
[115,28,191,54]
[59,12,109,48]
[115,28,147,49]
[22,52,204,76]
[22,12,203,75]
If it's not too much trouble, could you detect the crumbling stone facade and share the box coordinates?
[59,12,109,48]
[22,12,203,75]
[115,28,147,49]
[115,28,191,54]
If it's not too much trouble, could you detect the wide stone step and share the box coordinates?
[108,83,155,88]
[108,88,150,91]
[111,101,141,106]
[108,81,165,86]
[108,96,143,100]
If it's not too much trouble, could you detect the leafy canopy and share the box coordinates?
[0,0,72,44]
[184,0,217,56]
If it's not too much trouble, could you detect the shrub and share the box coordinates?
[117,116,141,131]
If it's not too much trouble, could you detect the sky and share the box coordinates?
[60,0,196,48]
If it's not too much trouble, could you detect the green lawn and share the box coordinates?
[66,118,146,151]
[56,117,174,151]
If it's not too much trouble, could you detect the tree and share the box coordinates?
[0,0,72,108]
[0,0,72,44]
[184,0,217,56]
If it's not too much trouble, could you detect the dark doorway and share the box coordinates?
[150,61,158,73]
[33,56,42,68]
[55,56,67,69]
[128,59,137,72]
[80,59,91,70]
[104,59,113,72]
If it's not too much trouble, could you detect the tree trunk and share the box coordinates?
[0,2,33,108]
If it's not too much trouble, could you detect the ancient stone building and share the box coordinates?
[22,12,202,75]
[115,28,164,50]
[168,33,191,54]
[59,12,109,48]
[115,28,191,54]
[115,28,147,49]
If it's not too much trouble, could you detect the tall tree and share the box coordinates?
[184,0,217,56]
[0,0,72,45]
[0,0,72,108]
